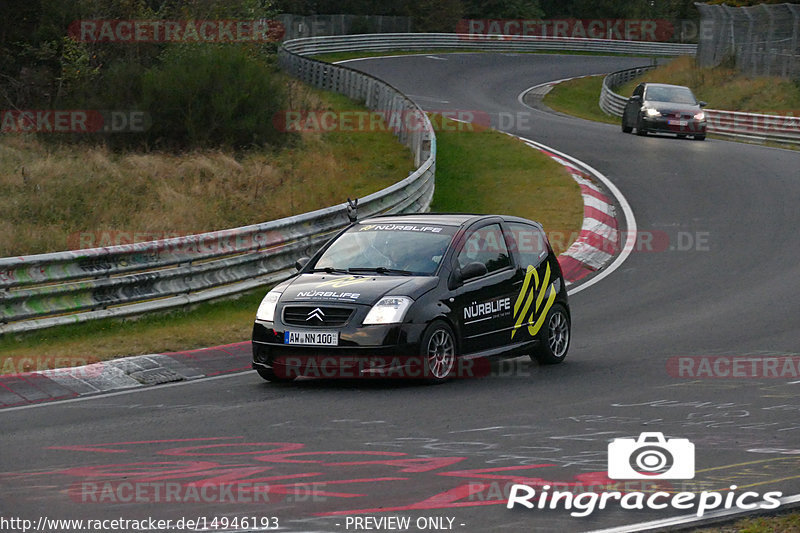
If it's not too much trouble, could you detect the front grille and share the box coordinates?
[664,111,694,119]
[282,306,354,327]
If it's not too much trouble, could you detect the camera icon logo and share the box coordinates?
[608,432,695,479]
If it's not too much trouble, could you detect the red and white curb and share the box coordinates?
[512,135,621,285]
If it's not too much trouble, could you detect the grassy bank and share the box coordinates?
[542,75,619,125]
[616,56,800,113]
[0,114,582,372]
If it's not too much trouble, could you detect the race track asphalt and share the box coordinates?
[2,53,799,533]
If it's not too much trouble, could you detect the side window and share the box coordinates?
[457,223,510,274]
[505,222,548,268]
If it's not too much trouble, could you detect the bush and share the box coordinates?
[142,45,287,150]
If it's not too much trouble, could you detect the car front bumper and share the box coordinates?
[252,320,430,379]
[642,116,706,135]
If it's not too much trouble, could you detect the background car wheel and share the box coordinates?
[256,367,294,383]
[421,320,456,383]
[694,134,706,141]
[531,303,570,365]
[636,116,648,136]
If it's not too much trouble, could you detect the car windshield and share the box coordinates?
[314,222,457,275]
[645,86,697,105]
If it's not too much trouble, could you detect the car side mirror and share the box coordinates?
[698,101,707,108]
[295,257,310,271]
[456,261,488,284]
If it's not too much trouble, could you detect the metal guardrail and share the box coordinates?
[1,39,436,334]
[599,66,800,145]
[0,33,696,334]
[283,32,697,56]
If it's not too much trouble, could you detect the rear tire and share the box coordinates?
[531,304,570,365]
[694,134,706,141]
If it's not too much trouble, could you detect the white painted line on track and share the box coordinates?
[516,75,610,110]
[0,371,249,414]
[582,493,800,533]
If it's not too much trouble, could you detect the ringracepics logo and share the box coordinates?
[608,432,693,479]
[506,432,783,517]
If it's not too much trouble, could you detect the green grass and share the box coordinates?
[542,75,619,125]
[0,113,583,372]
[431,114,582,253]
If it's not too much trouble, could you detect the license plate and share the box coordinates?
[668,119,688,126]
[284,330,339,346]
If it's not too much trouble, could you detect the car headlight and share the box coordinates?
[363,297,413,325]
[645,107,661,117]
[256,290,282,322]
[694,111,705,121]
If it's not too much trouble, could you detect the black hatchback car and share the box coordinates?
[252,213,570,383]
[622,82,707,140]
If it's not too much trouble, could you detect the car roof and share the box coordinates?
[642,82,692,90]
[358,213,543,229]
[358,213,485,227]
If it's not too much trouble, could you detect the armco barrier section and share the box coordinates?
[281,32,696,56]
[600,66,800,145]
[1,33,696,334]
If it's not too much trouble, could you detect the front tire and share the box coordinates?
[636,115,648,136]
[420,320,456,384]
[622,116,633,133]
[531,304,570,365]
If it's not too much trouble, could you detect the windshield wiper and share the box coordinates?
[310,267,350,274]
[348,267,414,276]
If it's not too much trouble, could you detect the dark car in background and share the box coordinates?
[622,82,707,140]
[252,213,571,384]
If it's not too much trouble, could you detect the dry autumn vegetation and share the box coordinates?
[0,81,413,256]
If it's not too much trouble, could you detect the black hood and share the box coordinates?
[279,273,438,306]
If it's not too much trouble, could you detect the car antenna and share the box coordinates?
[347,197,359,222]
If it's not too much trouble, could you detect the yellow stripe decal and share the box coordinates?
[513,265,535,315]
[528,285,556,336]
[534,263,551,314]
[512,268,538,339]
